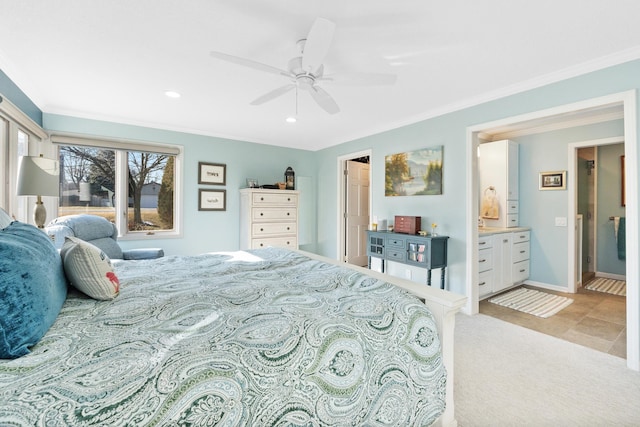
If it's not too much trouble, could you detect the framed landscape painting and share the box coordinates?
[385,146,443,196]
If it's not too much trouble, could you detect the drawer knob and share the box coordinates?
[479,281,486,286]
[260,228,264,231]
[520,269,525,273]
[520,250,525,253]
[261,197,264,201]
[260,213,264,216]
[287,212,290,216]
[479,241,486,245]
[287,198,291,201]
[479,259,486,263]
[287,241,290,245]
[260,243,264,247]
[503,239,508,243]
[287,227,290,230]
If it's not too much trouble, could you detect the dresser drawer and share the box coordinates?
[478,269,493,298]
[512,241,530,263]
[478,248,493,273]
[507,214,519,227]
[507,200,519,214]
[386,236,406,249]
[385,248,406,262]
[252,222,296,236]
[252,207,297,221]
[512,260,530,283]
[252,192,298,206]
[478,235,493,249]
[251,236,298,249]
[513,230,530,243]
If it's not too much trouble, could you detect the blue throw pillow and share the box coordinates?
[0,221,67,359]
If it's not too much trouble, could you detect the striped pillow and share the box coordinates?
[61,236,120,300]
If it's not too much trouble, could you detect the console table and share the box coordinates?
[366,230,449,289]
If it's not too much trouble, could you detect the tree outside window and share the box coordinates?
[59,146,175,232]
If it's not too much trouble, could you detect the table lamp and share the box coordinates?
[17,155,60,228]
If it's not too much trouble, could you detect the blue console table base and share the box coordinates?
[366,230,449,290]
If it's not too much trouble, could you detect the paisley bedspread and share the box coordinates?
[0,247,445,426]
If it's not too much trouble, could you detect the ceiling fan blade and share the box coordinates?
[309,85,340,114]
[319,72,397,86]
[250,84,296,106]
[210,51,291,78]
[301,18,336,73]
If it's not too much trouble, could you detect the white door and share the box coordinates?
[345,160,370,266]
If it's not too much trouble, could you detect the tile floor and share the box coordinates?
[479,281,627,358]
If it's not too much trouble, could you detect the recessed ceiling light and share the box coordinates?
[164,90,181,98]
[286,116,297,123]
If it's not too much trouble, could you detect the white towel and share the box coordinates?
[614,216,620,242]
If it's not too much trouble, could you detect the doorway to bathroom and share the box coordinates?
[573,138,626,289]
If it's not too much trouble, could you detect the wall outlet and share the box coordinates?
[405,269,412,279]
[555,217,567,227]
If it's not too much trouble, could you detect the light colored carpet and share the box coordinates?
[585,277,626,296]
[488,287,573,318]
[454,313,640,426]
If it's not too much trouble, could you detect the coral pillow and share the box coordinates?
[0,221,67,359]
[61,236,120,300]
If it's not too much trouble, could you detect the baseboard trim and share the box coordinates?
[522,280,571,293]
[595,272,626,281]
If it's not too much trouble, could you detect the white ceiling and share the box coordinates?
[2,0,640,151]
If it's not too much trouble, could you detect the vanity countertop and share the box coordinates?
[478,226,531,236]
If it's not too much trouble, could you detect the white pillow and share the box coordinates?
[61,236,120,300]
[0,207,12,229]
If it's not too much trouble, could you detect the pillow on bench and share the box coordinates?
[0,220,67,359]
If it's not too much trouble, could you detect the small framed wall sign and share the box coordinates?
[198,162,226,185]
[199,189,226,211]
[539,170,566,190]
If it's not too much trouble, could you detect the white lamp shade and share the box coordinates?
[17,156,60,197]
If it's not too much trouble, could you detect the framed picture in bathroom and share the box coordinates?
[539,170,566,190]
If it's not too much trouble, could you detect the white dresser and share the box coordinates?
[477,234,495,298]
[477,228,531,299]
[239,188,299,250]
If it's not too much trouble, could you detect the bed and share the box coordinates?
[0,216,466,426]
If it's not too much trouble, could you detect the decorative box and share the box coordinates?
[394,216,421,235]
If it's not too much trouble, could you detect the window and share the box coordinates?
[54,135,182,239]
[0,96,48,222]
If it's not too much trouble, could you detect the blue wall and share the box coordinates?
[315,60,640,295]
[4,59,640,297]
[0,70,42,125]
[514,122,624,284]
[43,114,317,256]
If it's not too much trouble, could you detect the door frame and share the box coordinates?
[567,136,624,293]
[465,90,638,370]
[336,149,372,263]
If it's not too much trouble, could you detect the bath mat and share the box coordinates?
[489,288,573,318]
[584,277,626,296]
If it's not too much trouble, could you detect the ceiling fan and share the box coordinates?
[210,18,397,115]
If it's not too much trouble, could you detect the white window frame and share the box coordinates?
[51,133,183,240]
[0,94,49,223]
